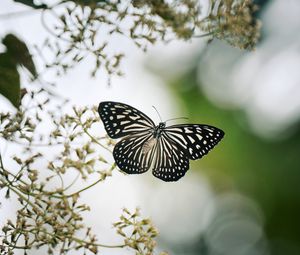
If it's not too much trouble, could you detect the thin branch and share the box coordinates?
[193,31,215,38]
[65,163,116,198]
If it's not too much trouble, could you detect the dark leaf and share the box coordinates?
[0,53,20,108]
[2,33,37,79]
[13,0,48,9]
[71,0,107,6]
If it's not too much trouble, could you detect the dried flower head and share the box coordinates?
[114,208,160,255]
[200,0,261,49]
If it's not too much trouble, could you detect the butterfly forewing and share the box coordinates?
[98,101,155,138]
[152,134,189,182]
[163,124,224,160]
[113,131,157,174]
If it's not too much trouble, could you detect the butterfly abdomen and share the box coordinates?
[142,138,156,154]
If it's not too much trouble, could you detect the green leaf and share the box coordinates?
[0,53,20,108]
[2,33,37,79]
[13,0,48,9]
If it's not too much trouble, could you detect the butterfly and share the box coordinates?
[98,101,224,182]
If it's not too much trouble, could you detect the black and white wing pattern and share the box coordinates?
[113,132,157,174]
[163,124,224,160]
[152,134,189,182]
[98,101,225,182]
[98,101,155,138]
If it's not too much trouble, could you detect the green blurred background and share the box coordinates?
[159,67,300,255]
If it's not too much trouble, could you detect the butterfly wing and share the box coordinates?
[113,131,157,174]
[152,134,190,182]
[163,124,224,160]
[98,101,155,138]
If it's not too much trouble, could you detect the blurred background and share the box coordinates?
[1,0,300,255]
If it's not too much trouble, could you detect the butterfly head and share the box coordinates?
[153,122,166,139]
[158,122,166,129]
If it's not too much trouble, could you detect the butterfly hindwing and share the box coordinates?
[98,101,155,139]
[163,124,224,160]
[152,134,189,182]
[113,132,157,174]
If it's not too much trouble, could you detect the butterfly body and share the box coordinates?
[152,122,166,139]
[98,101,224,182]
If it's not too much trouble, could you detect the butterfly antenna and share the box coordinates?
[165,117,189,123]
[152,106,163,122]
